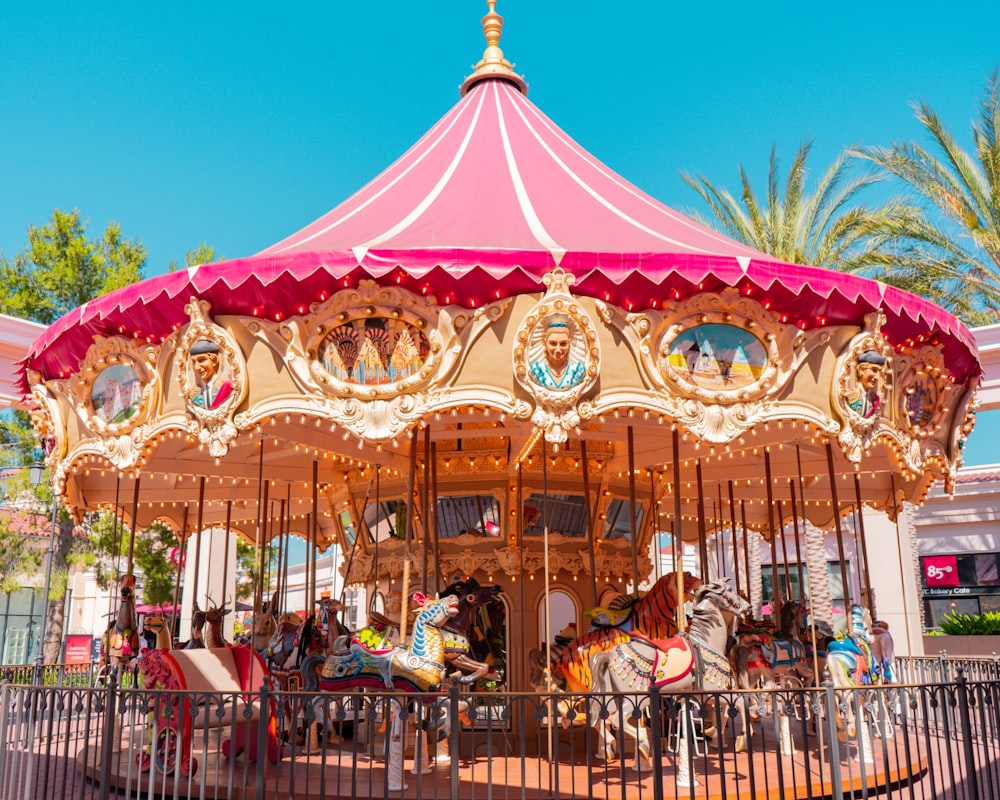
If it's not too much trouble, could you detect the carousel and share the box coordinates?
[19,2,982,796]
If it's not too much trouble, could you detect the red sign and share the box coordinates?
[924,555,959,588]
[64,634,93,664]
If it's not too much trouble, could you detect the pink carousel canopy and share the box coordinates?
[20,19,980,393]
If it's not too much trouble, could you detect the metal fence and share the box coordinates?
[1,656,998,800]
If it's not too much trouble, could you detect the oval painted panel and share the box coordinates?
[664,323,767,391]
[91,363,143,425]
[904,372,938,430]
[320,317,430,386]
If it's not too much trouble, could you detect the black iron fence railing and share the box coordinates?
[0,655,998,800]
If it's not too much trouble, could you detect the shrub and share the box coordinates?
[938,610,1000,635]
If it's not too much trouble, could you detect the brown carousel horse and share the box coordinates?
[437,578,505,684]
[731,599,814,690]
[587,579,750,768]
[529,571,702,694]
[105,574,141,667]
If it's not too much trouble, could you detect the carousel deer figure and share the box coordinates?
[204,597,232,649]
[180,602,207,649]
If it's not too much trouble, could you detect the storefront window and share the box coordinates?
[920,553,1000,630]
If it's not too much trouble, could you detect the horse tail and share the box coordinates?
[300,654,325,693]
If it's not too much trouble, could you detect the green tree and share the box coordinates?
[81,513,179,605]
[166,243,222,273]
[0,208,147,663]
[682,141,992,325]
[0,208,145,324]
[851,72,1000,319]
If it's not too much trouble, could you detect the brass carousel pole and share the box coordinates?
[889,475,915,660]
[777,499,794,602]
[627,427,640,593]
[259,479,270,617]
[422,426,430,593]
[221,500,232,613]
[651,470,660,585]
[695,460,708,580]
[274,499,286,607]
[517,461,526,690]
[728,481,741,596]
[126,476,141,577]
[170,504,189,641]
[825,441,853,609]
[431,443,441,592]
[672,428,685,633]
[253,439,266,617]
[191,476,205,606]
[303,512,310,615]
[854,474,875,615]
[542,437,555,777]
[311,458,319,612]
[764,450,781,620]
[581,440,599,607]
[399,434,418,645]
[716,485,726,579]
[740,500,751,602]
[789,481,805,604]
[104,475,122,639]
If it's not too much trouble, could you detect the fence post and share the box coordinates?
[255,683,270,800]
[449,682,461,800]
[955,666,981,800]
[822,678,844,800]
[648,683,664,800]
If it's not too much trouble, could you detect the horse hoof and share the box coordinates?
[734,735,746,754]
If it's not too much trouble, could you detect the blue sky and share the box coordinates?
[2,0,998,462]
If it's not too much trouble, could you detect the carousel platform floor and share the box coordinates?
[76,730,929,800]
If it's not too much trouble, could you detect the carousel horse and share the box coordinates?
[731,600,813,691]
[529,571,701,694]
[204,598,232,648]
[107,574,141,666]
[143,612,173,650]
[586,571,703,639]
[870,619,897,684]
[300,591,460,694]
[824,603,886,737]
[587,579,750,768]
[266,611,305,671]
[437,578,505,684]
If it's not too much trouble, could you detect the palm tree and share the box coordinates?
[850,72,1000,321]
[683,141,993,325]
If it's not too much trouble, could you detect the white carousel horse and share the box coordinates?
[587,579,750,769]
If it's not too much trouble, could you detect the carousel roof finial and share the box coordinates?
[460,0,528,96]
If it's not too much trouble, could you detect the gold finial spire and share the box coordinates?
[460,1,527,96]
